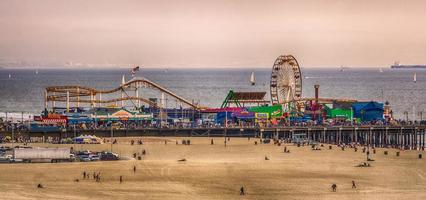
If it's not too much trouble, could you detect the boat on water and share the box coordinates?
[391,61,426,69]
[339,65,349,72]
[250,72,255,86]
[379,68,383,73]
[413,73,417,83]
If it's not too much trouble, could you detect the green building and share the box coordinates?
[248,104,283,118]
[325,105,353,120]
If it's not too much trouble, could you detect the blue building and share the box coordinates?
[352,101,384,121]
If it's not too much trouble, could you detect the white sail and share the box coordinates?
[250,72,255,85]
[121,75,126,85]
[413,73,417,82]
[8,74,11,79]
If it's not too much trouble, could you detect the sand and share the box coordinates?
[0,137,425,200]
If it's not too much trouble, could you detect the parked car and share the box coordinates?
[78,155,91,162]
[76,150,92,155]
[89,154,100,161]
[99,151,119,161]
[0,155,12,163]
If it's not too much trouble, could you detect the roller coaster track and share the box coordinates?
[45,77,200,109]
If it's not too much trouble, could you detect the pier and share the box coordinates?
[4,125,425,150]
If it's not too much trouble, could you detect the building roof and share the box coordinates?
[221,90,269,108]
[230,92,267,100]
[332,101,353,109]
[352,101,384,112]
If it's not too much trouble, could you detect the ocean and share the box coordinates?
[0,67,425,120]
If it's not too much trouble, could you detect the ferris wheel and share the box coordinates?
[270,55,302,105]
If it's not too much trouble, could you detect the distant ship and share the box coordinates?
[250,72,255,86]
[413,73,417,83]
[391,61,426,69]
[339,65,349,72]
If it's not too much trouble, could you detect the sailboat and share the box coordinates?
[250,72,255,86]
[35,69,39,75]
[121,75,126,85]
[379,68,383,73]
[413,73,417,83]
[8,74,11,79]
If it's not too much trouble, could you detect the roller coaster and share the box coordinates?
[45,76,200,111]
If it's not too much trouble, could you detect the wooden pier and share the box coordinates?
[4,125,425,149]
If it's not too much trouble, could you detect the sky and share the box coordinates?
[1,0,426,68]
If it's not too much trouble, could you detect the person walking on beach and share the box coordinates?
[366,149,371,161]
[133,165,136,173]
[83,171,86,179]
[240,186,245,195]
[93,172,96,180]
[120,176,123,183]
[352,180,357,189]
[331,184,337,192]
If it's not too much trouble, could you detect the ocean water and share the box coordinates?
[0,67,425,120]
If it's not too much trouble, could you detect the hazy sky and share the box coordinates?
[1,0,426,68]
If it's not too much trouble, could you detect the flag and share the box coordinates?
[131,66,140,77]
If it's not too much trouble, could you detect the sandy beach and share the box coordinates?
[0,137,425,200]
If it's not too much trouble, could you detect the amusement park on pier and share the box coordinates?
[1,55,425,149]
